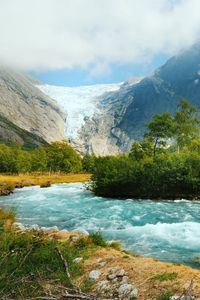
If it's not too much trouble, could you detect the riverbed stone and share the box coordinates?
[88,270,101,281]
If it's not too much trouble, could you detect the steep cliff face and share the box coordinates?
[0,68,66,145]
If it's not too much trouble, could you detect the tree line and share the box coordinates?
[0,141,83,173]
[92,99,200,199]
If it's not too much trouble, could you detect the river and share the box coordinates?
[0,182,200,266]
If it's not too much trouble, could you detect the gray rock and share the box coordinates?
[107,273,116,280]
[121,276,129,284]
[97,280,110,291]
[73,257,83,263]
[116,269,126,277]
[118,283,138,299]
[129,288,138,299]
[30,224,40,231]
[88,270,101,281]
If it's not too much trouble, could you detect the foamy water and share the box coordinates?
[0,183,200,265]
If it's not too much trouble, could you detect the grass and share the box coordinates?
[0,172,91,195]
[157,291,173,300]
[152,272,178,282]
[0,209,102,299]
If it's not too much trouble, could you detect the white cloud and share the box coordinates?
[0,0,200,72]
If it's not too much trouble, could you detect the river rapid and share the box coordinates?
[0,182,200,266]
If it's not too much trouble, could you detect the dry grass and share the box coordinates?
[0,172,91,189]
[82,247,200,300]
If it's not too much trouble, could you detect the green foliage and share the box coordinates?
[175,99,200,150]
[145,112,175,156]
[82,154,96,172]
[157,291,173,300]
[89,232,107,247]
[0,141,82,174]
[92,100,200,199]
[152,272,177,282]
[0,209,109,299]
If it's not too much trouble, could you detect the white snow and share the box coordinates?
[37,83,122,139]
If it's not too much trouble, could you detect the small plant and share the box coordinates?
[89,232,107,247]
[109,241,121,250]
[152,272,177,282]
[157,291,173,300]
[81,278,94,293]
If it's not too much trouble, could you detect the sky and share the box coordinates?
[1,0,200,86]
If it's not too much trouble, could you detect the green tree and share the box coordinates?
[174,99,200,151]
[145,112,175,156]
[129,141,144,160]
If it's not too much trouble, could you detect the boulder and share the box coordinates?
[88,270,101,281]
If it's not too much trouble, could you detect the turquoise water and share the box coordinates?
[0,183,200,266]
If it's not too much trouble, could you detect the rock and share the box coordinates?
[97,280,110,291]
[112,278,118,284]
[30,224,40,231]
[88,270,101,281]
[73,257,83,263]
[107,273,116,280]
[118,283,138,299]
[12,222,26,231]
[60,229,69,233]
[73,228,89,236]
[70,236,78,242]
[0,68,66,146]
[41,226,59,232]
[129,288,138,299]
[98,261,107,267]
[116,269,126,277]
[121,276,129,284]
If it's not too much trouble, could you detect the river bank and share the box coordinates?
[0,173,91,196]
[1,211,200,300]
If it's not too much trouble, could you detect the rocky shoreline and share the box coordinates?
[11,222,200,300]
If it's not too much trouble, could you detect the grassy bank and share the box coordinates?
[0,208,200,299]
[0,173,91,196]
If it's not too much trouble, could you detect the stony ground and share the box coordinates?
[50,231,200,300]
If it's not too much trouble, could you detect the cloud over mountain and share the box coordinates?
[0,0,200,72]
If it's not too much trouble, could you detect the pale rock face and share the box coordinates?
[0,68,66,144]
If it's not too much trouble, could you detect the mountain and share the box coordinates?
[37,82,125,154]
[0,68,66,146]
[116,43,200,141]
[75,42,200,155]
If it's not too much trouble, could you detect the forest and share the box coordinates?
[92,99,200,199]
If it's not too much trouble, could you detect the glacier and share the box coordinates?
[37,83,122,140]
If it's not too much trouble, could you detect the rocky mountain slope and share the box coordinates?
[0,68,66,146]
[38,43,200,155]
[38,80,141,155]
